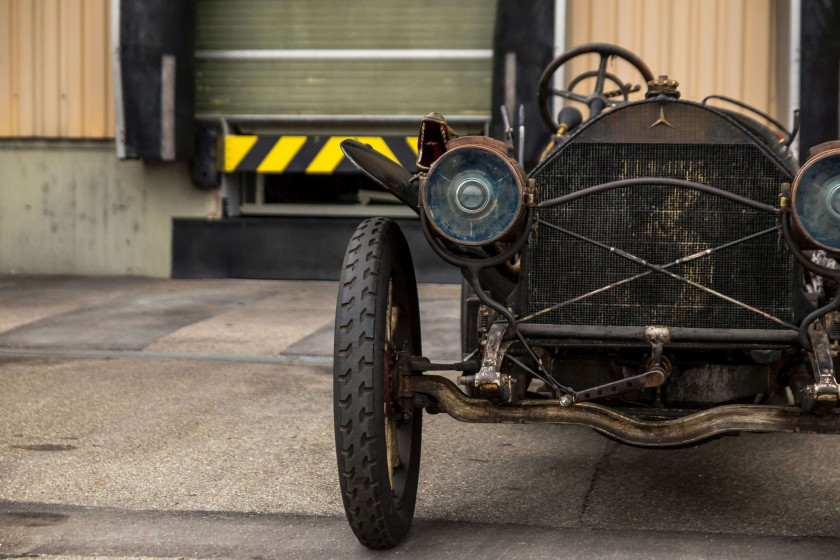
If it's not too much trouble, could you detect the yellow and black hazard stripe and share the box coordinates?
[223,135,419,174]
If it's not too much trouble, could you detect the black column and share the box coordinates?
[489,0,555,171]
[800,0,840,160]
[118,0,195,160]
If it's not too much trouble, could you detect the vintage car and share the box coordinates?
[332,43,840,548]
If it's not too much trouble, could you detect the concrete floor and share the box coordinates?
[1,276,839,559]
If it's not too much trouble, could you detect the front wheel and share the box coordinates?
[333,218,422,549]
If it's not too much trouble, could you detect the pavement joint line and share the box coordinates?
[0,347,334,365]
[0,347,457,366]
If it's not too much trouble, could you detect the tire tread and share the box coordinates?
[334,218,418,549]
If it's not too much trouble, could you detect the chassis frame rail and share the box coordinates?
[404,375,840,447]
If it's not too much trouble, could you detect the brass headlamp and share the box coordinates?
[420,137,529,246]
[791,141,840,252]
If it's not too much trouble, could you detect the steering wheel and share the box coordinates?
[567,71,634,103]
[538,43,655,132]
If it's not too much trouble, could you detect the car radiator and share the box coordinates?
[527,100,794,330]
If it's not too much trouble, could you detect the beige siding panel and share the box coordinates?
[614,0,639,64]
[590,0,616,47]
[691,0,717,94]
[716,0,744,102]
[61,0,85,136]
[0,0,113,138]
[743,0,775,116]
[40,0,61,137]
[15,2,36,136]
[82,0,108,137]
[0,1,10,136]
[33,1,43,134]
[670,0,692,89]
[103,1,114,139]
[567,0,590,49]
[566,0,780,121]
[641,0,663,73]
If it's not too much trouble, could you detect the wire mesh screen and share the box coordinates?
[528,139,794,329]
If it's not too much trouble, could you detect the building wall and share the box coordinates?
[0,141,215,276]
[0,0,786,136]
[0,0,790,277]
[0,0,114,138]
[0,2,211,277]
[566,0,781,120]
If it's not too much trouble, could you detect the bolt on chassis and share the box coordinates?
[332,44,840,549]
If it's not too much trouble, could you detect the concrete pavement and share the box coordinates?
[1,276,839,559]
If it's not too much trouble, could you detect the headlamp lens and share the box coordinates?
[824,180,840,217]
[455,179,490,213]
[793,153,840,250]
[423,146,523,245]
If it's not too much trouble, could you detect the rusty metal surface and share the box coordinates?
[663,363,771,405]
[645,75,680,98]
[537,218,795,330]
[404,375,840,447]
[470,322,507,392]
[802,328,840,412]
[571,365,667,405]
[518,226,780,325]
[514,324,800,345]
[807,139,840,159]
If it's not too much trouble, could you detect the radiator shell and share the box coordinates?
[526,99,794,330]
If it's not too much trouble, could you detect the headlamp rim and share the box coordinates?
[420,139,527,246]
[791,146,840,252]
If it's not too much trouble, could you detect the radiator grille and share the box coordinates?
[528,142,793,329]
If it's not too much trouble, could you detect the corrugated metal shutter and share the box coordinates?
[194,0,497,118]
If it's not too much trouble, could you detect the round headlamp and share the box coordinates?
[792,145,840,251]
[422,139,526,246]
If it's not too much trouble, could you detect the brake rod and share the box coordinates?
[408,356,479,373]
[561,366,668,407]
